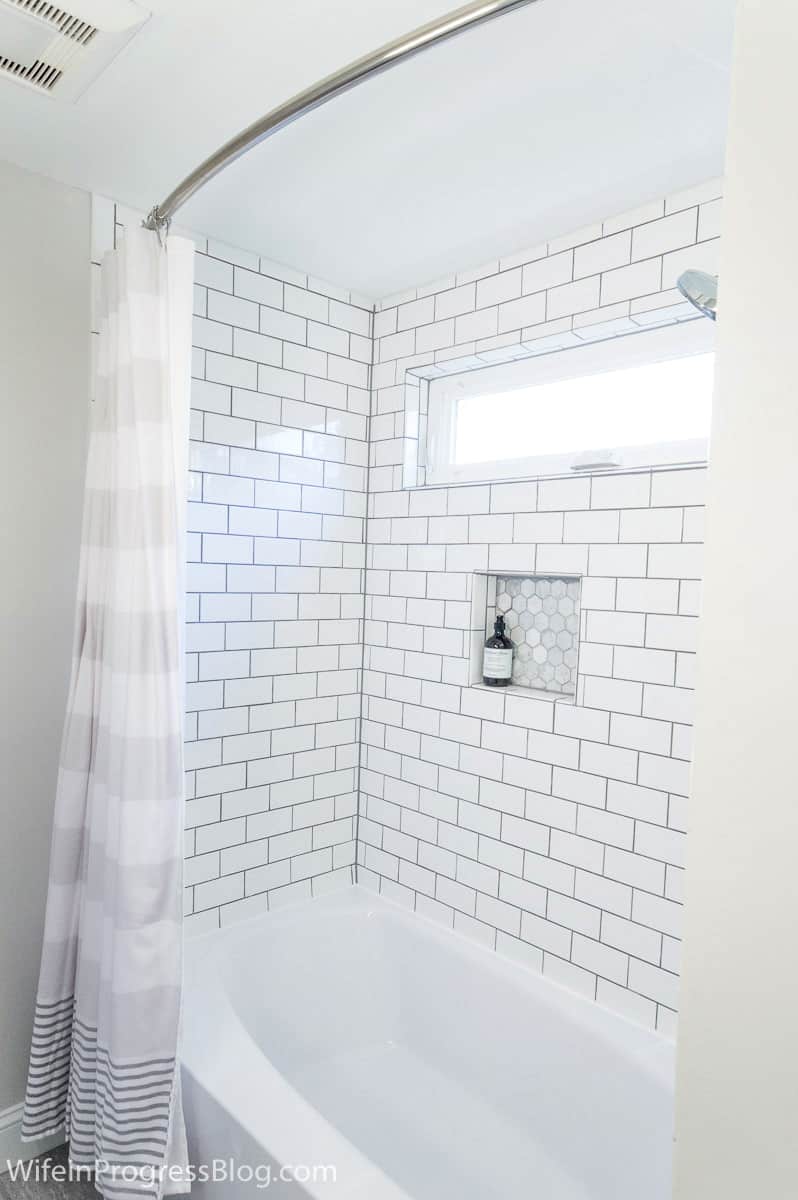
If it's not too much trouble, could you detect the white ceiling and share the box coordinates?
[0,0,736,298]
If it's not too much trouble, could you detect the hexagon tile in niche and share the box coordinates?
[494,576,581,695]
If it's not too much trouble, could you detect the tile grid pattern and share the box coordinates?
[87,178,722,1034]
[91,198,373,933]
[360,179,721,1036]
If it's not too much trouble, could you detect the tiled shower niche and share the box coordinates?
[483,574,582,697]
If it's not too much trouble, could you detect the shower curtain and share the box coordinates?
[21,226,194,1199]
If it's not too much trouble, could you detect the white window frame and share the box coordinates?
[425,320,716,487]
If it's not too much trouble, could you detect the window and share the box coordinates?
[425,321,715,485]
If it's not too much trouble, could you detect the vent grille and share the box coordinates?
[0,0,146,98]
[5,0,97,45]
[0,0,100,92]
[0,52,61,88]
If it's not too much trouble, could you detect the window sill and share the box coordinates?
[419,457,709,490]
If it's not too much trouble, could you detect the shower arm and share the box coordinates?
[143,0,540,232]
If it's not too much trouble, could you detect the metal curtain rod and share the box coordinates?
[144,0,540,231]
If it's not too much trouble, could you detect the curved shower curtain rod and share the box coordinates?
[143,0,540,232]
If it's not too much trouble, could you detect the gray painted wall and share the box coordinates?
[0,160,89,1117]
[673,1,798,1194]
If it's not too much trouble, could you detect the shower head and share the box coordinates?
[677,269,718,321]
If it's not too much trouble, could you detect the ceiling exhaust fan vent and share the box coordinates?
[0,0,147,99]
[6,0,97,44]
[0,52,63,90]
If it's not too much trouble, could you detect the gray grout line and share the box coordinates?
[353,304,377,884]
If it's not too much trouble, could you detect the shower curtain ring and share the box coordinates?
[144,205,171,246]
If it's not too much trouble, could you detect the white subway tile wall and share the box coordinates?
[92,200,371,932]
[90,179,722,1034]
[361,179,722,1036]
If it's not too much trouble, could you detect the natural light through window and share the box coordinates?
[424,323,716,485]
[455,354,714,464]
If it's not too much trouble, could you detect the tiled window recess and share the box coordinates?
[397,180,722,488]
[492,575,581,695]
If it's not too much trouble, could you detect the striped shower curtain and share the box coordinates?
[21,227,194,1198]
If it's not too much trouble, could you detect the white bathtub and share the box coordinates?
[182,887,674,1199]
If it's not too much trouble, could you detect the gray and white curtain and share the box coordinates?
[22,227,194,1198]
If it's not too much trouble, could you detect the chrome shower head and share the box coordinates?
[677,269,718,321]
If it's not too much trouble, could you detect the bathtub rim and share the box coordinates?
[186,884,675,1071]
[182,884,675,1199]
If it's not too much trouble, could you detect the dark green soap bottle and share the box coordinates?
[483,612,513,687]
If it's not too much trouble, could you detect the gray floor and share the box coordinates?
[0,1146,96,1199]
